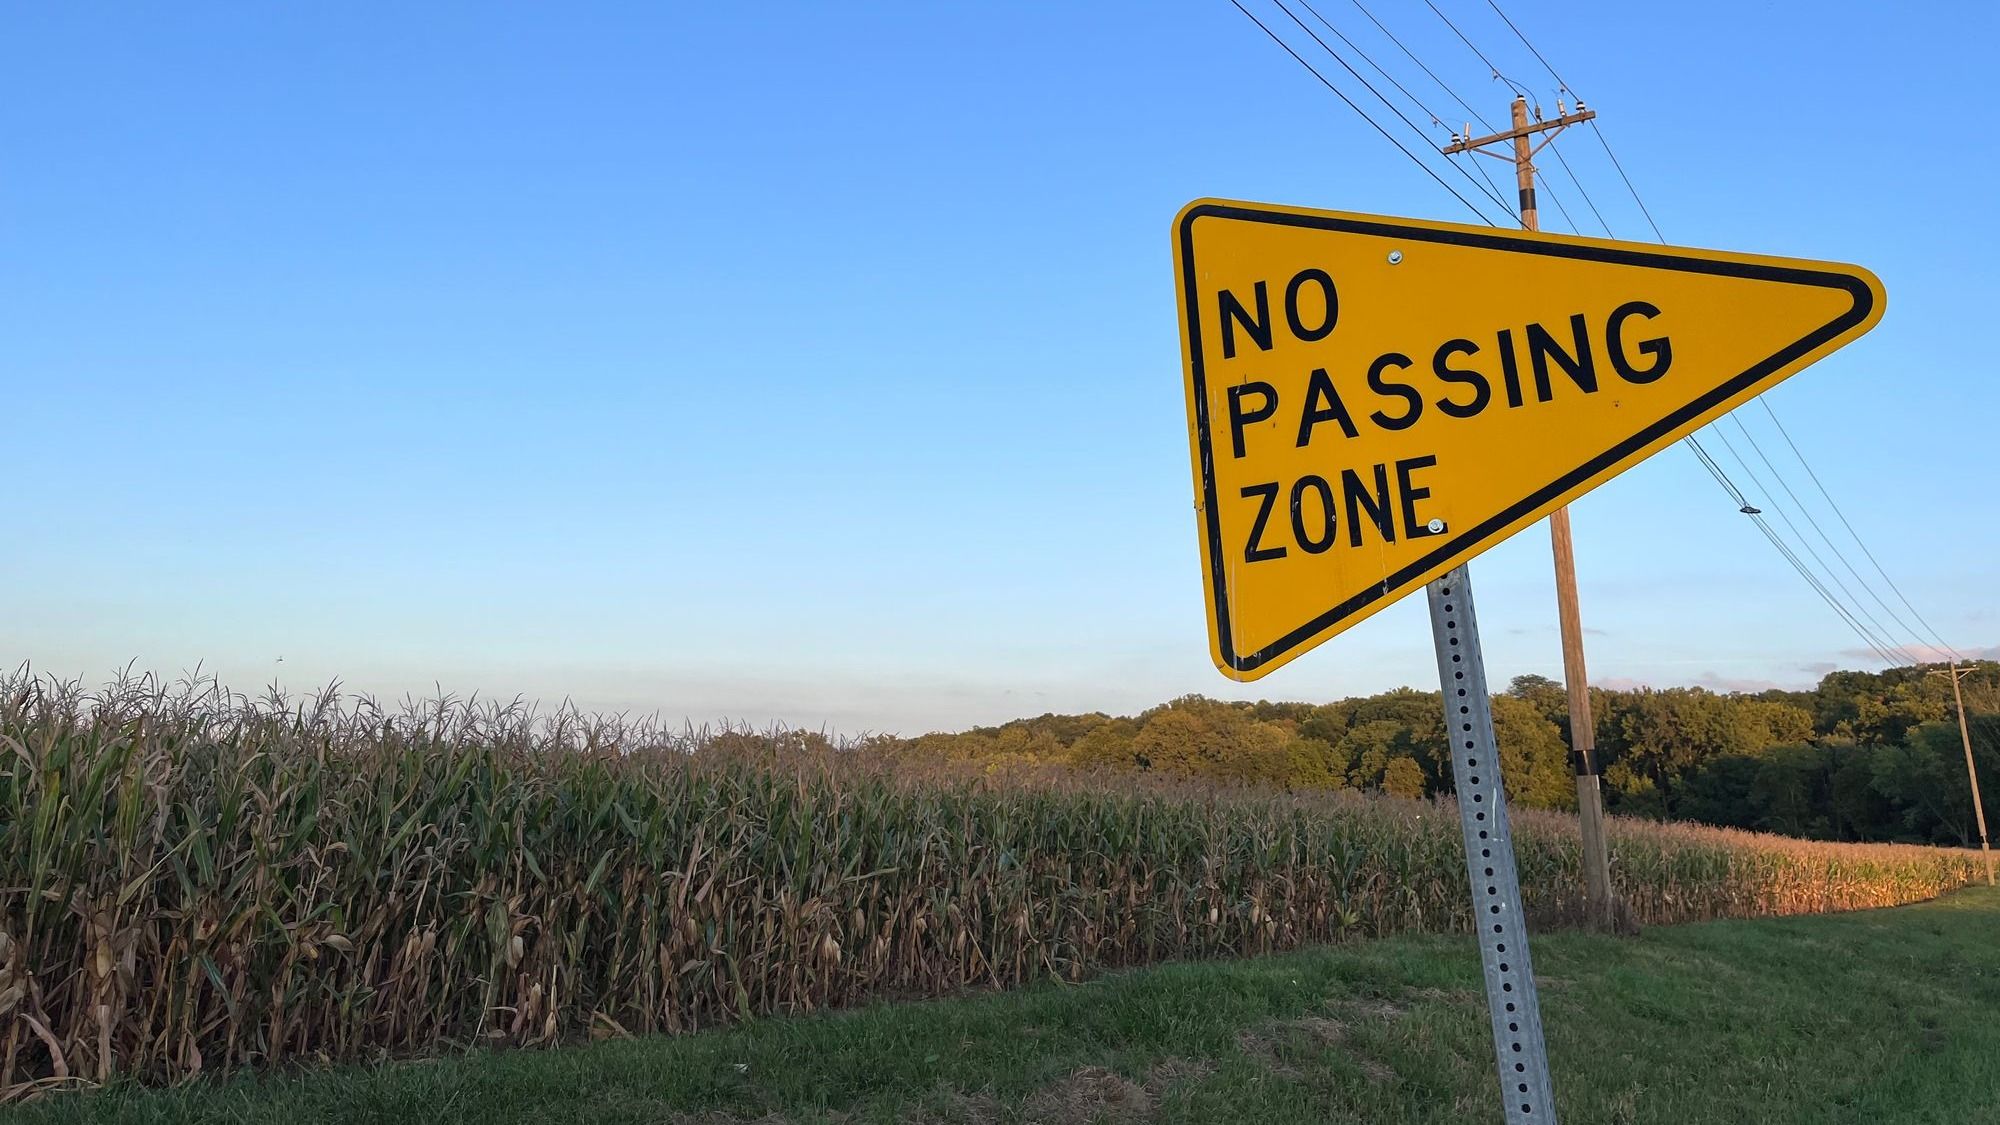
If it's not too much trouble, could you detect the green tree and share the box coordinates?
[1675,753,1763,829]
[889,659,2000,844]
[1748,742,1833,839]
[1870,717,2000,846]
[1339,719,1413,792]
[1490,695,1576,809]
[1600,688,1743,815]
[1504,674,1569,727]
[1870,724,1970,845]
[1282,737,1352,790]
[1825,740,1892,841]
[1067,717,1140,771]
[1382,756,1427,799]
[1110,697,1296,784]
[1733,699,1815,752]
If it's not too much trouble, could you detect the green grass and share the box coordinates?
[15,887,2000,1125]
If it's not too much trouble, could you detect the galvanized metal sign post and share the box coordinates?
[1427,566,1556,1122]
[1170,198,1885,1123]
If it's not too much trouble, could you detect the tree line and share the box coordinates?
[900,662,2000,847]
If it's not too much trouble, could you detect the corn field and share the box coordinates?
[0,673,1982,1098]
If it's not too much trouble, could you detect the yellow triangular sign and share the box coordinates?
[1172,199,1885,681]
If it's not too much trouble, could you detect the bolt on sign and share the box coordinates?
[1172,199,1885,681]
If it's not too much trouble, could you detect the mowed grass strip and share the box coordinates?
[20,886,2000,1125]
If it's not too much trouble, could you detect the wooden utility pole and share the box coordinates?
[1931,662,1994,885]
[1444,96,1620,927]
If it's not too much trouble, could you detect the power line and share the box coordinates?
[1387,0,1904,663]
[1534,167,1579,232]
[1477,0,1642,244]
[1711,424,1911,660]
[1406,3,1896,660]
[1687,436,1906,667]
[1454,149,1516,220]
[1480,0,1956,666]
[1297,0,1517,217]
[1685,434,1750,508]
[1483,0,1574,93]
[1587,122,1666,242]
[1420,2,1602,238]
[1297,0,1449,129]
[1753,399,1965,662]
[1337,0,1532,219]
[1249,0,1893,663]
[1223,0,1501,225]
[1748,512,1907,668]
[1422,0,1525,95]
[1340,0,1582,235]
[1731,407,1939,654]
[1696,430,1896,664]
[1482,0,1665,240]
[1589,123,1932,655]
[1546,134,1612,237]
[1722,400,1940,665]
[1347,0,1490,128]
[1235,0,1946,667]
[1272,0,1517,219]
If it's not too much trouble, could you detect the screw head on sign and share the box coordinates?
[1387,249,1404,265]
[1427,518,1445,534]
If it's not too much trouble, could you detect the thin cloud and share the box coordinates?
[1838,643,2000,665]
[1592,672,1791,694]
[1692,671,1785,693]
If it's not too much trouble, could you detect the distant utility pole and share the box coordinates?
[1930,662,1994,885]
[1443,95,1621,928]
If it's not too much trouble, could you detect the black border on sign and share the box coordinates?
[1179,202,1877,675]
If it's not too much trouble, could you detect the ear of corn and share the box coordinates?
[0,673,1980,1093]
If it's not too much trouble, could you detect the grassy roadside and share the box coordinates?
[15,887,1999,1125]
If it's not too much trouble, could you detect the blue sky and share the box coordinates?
[4,2,1993,733]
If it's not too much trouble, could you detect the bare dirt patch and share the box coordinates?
[1142,1057,1216,1090]
[1235,1027,1300,1078]
[1021,1066,1154,1124]
[1282,1016,1348,1046]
